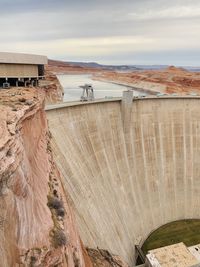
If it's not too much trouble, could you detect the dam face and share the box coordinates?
[47,98,200,265]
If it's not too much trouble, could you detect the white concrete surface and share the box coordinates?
[147,243,200,267]
[46,97,200,266]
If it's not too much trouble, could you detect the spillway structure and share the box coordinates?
[46,94,200,266]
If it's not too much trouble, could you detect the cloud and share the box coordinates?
[0,0,199,65]
[129,5,200,20]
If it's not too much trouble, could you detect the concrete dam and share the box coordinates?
[46,96,200,266]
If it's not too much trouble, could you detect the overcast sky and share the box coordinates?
[0,0,200,65]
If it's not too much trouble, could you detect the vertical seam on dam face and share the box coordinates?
[183,108,187,217]
[158,123,165,225]
[172,116,178,220]
[46,98,200,266]
[189,109,194,218]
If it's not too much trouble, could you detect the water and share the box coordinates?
[57,74,140,102]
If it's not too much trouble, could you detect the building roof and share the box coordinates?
[0,52,48,65]
[146,243,200,267]
[189,244,200,262]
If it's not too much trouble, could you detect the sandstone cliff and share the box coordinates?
[41,72,64,104]
[0,88,92,267]
[94,66,200,94]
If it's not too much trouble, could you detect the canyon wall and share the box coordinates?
[0,88,92,267]
[47,98,200,265]
[94,66,200,94]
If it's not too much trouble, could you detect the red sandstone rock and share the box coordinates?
[87,248,129,267]
[0,88,92,266]
[94,66,200,95]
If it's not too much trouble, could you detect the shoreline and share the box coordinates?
[53,71,160,96]
[92,76,160,95]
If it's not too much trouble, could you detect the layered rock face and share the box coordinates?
[47,98,200,266]
[95,66,200,94]
[0,88,92,267]
[41,72,64,104]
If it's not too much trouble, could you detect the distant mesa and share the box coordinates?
[166,65,187,72]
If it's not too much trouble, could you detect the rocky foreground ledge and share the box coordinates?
[0,87,128,267]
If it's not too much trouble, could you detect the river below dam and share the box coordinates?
[57,74,141,102]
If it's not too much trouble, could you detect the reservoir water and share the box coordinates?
[57,74,140,102]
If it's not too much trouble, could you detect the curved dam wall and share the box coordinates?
[46,97,200,265]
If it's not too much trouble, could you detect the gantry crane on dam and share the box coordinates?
[80,84,95,101]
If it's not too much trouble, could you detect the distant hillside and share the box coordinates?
[48,59,200,72]
[48,59,141,71]
[64,61,142,71]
